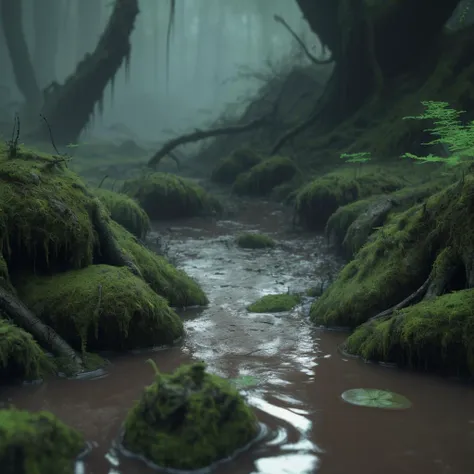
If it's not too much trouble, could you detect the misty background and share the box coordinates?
[0,0,326,145]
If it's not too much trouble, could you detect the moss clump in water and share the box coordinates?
[295,170,403,231]
[111,221,208,307]
[17,265,184,352]
[344,289,474,375]
[122,172,220,220]
[0,319,52,382]
[248,294,301,313]
[233,157,298,196]
[236,232,275,249]
[94,188,150,239]
[123,362,259,470]
[0,408,85,474]
[211,148,262,184]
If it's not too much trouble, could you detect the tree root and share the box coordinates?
[147,114,271,169]
[90,199,142,277]
[0,286,84,373]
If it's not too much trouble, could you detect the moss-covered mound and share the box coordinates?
[248,294,301,313]
[325,182,443,257]
[122,173,220,220]
[0,319,51,382]
[17,265,184,352]
[94,188,150,239]
[123,362,259,470]
[0,144,96,273]
[295,171,403,231]
[111,221,208,307]
[310,174,474,329]
[236,232,275,249]
[345,289,474,375]
[211,148,262,184]
[0,408,85,474]
[233,157,298,196]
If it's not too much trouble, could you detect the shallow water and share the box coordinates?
[1,200,474,474]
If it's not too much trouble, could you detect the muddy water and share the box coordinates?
[1,200,474,474]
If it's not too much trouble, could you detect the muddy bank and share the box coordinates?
[2,200,474,474]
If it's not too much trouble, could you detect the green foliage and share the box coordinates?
[247,293,301,313]
[340,152,372,164]
[402,101,474,166]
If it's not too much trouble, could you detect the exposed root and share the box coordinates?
[423,247,461,300]
[0,286,84,373]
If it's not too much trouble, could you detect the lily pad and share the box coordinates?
[230,375,259,389]
[341,388,412,410]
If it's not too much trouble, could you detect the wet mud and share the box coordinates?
[1,200,473,474]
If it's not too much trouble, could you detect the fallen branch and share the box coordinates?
[0,286,84,373]
[147,115,271,169]
[367,274,432,323]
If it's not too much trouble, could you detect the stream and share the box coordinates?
[1,200,474,474]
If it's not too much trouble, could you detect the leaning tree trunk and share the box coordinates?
[295,0,462,131]
[35,0,139,145]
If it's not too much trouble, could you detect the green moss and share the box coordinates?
[232,157,298,196]
[122,172,220,220]
[211,148,262,184]
[0,408,85,474]
[94,188,150,239]
[111,221,208,307]
[0,318,52,381]
[123,362,259,470]
[236,232,275,249]
[248,294,301,312]
[0,143,96,273]
[17,265,184,352]
[295,171,403,231]
[311,174,474,328]
[345,289,474,375]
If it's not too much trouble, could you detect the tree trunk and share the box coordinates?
[33,0,139,145]
[32,0,60,88]
[295,0,462,130]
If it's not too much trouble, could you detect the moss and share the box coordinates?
[211,148,262,184]
[248,294,301,312]
[345,289,474,375]
[17,265,184,352]
[123,362,259,470]
[236,232,275,249]
[122,172,220,220]
[310,174,474,328]
[0,318,52,382]
[94,188,150,239]
[0,408,85,474]
[232,157,298,196]
[0,143,96,274]
[295,171,403,231]
[111,221,208,307]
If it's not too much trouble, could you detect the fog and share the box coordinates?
[0,0,324,144]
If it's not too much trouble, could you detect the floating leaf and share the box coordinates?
[341,388,412,410]
[229,375,259,389]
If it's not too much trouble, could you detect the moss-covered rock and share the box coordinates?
[0,408,85,474]
[345,289,474,375]
[0,319,51,382]
[94,188,150,239]
[295,171,403,231]
[211,148,262,184]
[233,157,298,196]
[123,362,259,470]
[0,143,96,274]
[236,232,275,249]
[111,221,208,307]
[248,294,301,312]
[122,172,220,220]
[17,265,184,352]
[310,174,474,329]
